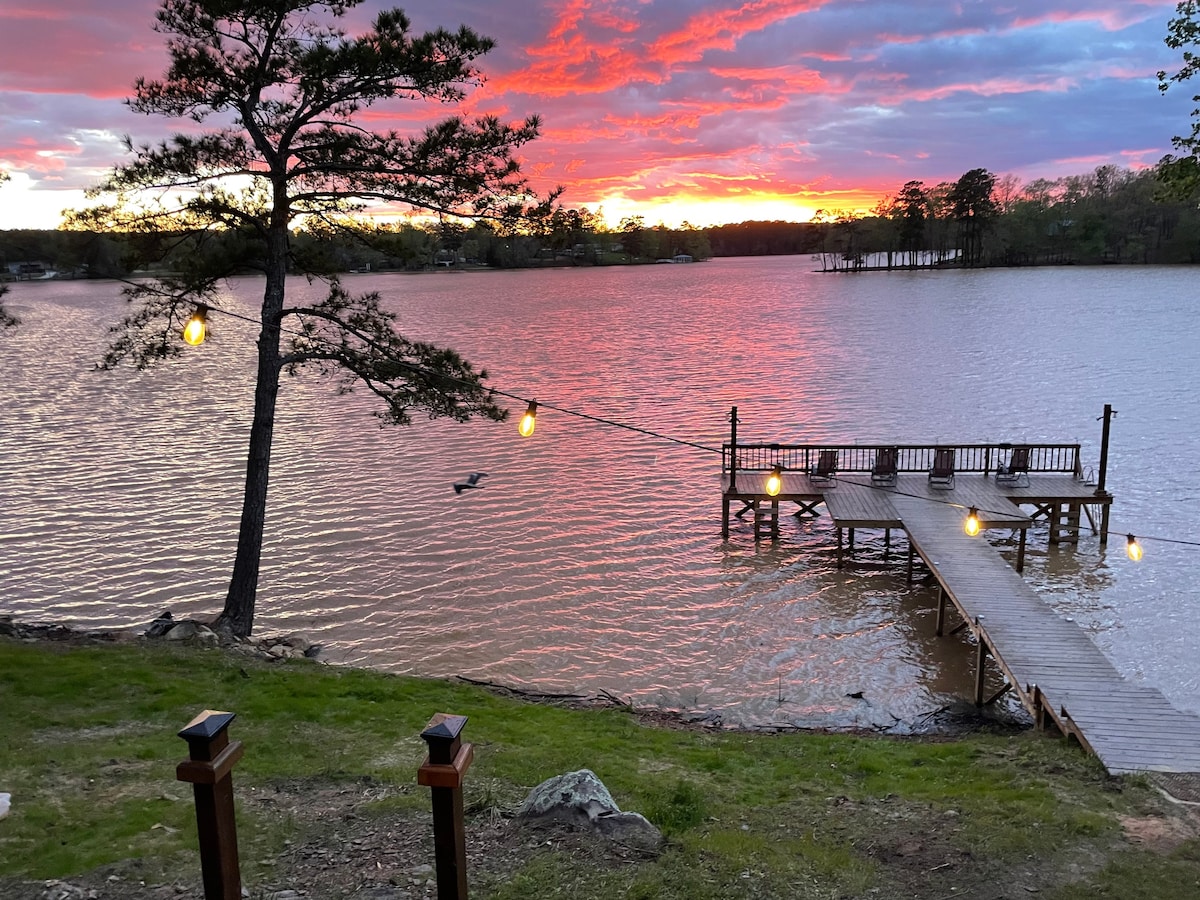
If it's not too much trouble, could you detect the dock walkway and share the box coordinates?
[720,459,1200,775]
[891,495,1200,775]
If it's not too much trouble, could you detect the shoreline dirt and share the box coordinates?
[0,614,1033,739]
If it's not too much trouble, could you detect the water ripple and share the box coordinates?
[3,264,1199,726]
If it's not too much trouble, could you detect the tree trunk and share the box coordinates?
[218,225,289,637]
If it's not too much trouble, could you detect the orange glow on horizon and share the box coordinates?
[581,189,883,230]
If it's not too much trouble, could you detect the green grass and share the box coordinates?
[2,637,1197,898]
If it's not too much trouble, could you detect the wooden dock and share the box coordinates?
[893,495,1200,775]
[719,434,1200,776]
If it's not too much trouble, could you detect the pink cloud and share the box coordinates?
[0,2,164,98]
[1012,7,1160,32]
[882,75,1078,104]
[649,0,829,66]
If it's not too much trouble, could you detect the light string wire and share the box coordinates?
[192,302,1191,550]
[195,302,723,455]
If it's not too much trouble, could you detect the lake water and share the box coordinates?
[2,258,1197,731]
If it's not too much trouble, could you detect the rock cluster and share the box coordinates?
[0,612,321,665]
[143,610,321,662]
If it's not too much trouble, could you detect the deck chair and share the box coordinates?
[871,447,898,486]
[928,447,955,489]
[810,449,838,485]
[996,445,1030,487]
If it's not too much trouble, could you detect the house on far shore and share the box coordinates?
[672,253,694,263]
[5,261,56,280]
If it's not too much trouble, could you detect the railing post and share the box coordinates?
[176,710,244,900]
[1096,404,1113,495]
[1096,404,1114,546]
[727,406,738,493]
[418,713,474,900]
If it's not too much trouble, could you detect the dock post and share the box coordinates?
[722,407,738,538]
[935,586,946,637]
[1016,528,1026,574]
[727,406,738,493]
[973,619,988,707]
[176,710,244,900]
[1095,404,1114,546]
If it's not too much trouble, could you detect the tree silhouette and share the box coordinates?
[72,0,547,636]
[948,168,998,267]
[1158,2,1200,199]
[894,180,929,268]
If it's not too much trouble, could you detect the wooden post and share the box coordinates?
[974,619,987,707]
[176,710,244,900]
[418,713,474,900]
[935,586,946,637]
[836,527,843,568]
[727,406,738,493]
[1096,404,1114,546]
[1016,528,1026,574]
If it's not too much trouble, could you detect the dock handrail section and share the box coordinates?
[722,442,1083,479]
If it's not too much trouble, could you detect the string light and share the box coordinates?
[518,400,538,437]
[765,465,782,497]
[182,305,208,346]
[178,302,1200,554]
[964,506,981,537]
[1126,534,1143,562]
[179,302,721,454]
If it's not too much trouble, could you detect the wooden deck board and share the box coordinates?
[719,456,1198,775]
[891,495,1200,776]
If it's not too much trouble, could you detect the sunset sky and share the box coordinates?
[0,0,1193,230]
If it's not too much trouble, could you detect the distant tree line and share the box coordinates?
[0,210,714,279]
[4,163,1200,280]
[812,164,1200,271]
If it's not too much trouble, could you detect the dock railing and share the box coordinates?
[722,442,1083,480]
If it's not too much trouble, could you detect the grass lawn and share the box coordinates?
[2,634,1198,899]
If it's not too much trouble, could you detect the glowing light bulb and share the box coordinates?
[518,400,538,437]
[1126,534,1143,562]
[765,465,782,497]
[182,305,208,346]
[964,507,981,537]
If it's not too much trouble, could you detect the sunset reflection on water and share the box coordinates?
[2,260,1197,729]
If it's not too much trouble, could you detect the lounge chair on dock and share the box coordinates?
[996,445,1031,487]
[929,447,955,489]
[810,449,838,486]
[871,447,898,486]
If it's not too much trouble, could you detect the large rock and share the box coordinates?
[165,621,200,641]
[516,769,663,852]
[143,611,175,638]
